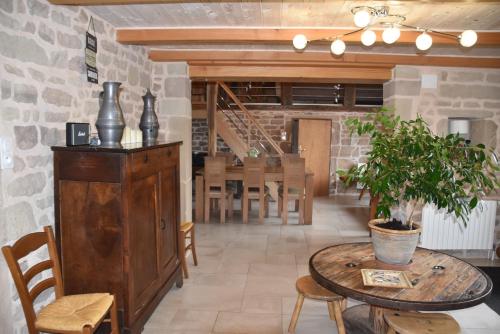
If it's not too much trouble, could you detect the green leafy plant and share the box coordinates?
[339,107,500,228]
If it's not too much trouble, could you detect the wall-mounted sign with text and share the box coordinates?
[85,17,98,84]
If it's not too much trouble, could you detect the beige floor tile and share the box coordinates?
[186,273,247,288]
[221,248,267,264]
[244,275,297,297]
[263,253,297,265]
[217,261,250,274]
[282,296,330,316]
[282,314,340,334]
[167,310,218,332]
[213,312,282,334]
[241,295,283,314]
[170,285,245,311]
[248,263,298,278]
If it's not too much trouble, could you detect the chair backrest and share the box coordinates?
[204,156,226,188]
[283,155,306,190]
[2,226,64,334]
[243,157,266,189]
[215,151,235,166]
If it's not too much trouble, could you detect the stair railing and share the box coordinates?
[218,81,284,157]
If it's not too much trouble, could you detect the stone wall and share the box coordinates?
[384,65,500,150]
[152,62,192,222]
[192,109,372,194]
[0,1,155,332]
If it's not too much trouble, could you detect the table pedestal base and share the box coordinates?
[343,304,377,334]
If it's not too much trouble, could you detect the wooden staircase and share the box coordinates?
[215,82,284,199]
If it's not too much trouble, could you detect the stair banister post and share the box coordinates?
[207,81,219,157]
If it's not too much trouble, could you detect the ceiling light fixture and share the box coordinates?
[291,5,477,55]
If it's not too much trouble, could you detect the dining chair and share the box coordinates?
[2,226,119,334]
[288,276,346,334]
[179,222,198,279]
[278,154,306,224]
[215,151,235,166]
[384,310,460,334]
[242,156,269,224]
[204,156,234,223]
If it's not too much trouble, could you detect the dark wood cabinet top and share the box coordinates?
[51,141,182,153]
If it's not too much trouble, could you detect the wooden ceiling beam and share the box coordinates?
[150,50,500,69]
[189,66,392,83]
[118,28,500,46]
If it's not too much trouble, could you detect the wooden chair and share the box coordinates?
[204,156,234,223]
[1,226,119,334]
[384,311,461,334]
[278,154,306,224]
[288,276,346,334]
[215,151,235,166]
[242,157,269,224]
[179,222,198,279]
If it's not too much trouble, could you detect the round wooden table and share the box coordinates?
[309,243,492,334]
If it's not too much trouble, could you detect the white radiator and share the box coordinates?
[421,201,497,250]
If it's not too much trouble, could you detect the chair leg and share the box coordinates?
[227,194,234,219]
[329,300,346,334]
[220,193,226,224]
[258,191,265,224]
[242,189,249,224]
[204,193,210,224]
[83,325,92,334]
[282,192,288,225]
[190,228,198,266]
[340,298,347,311]
[298,195,305,225]
[110,295,120,334]
[288,293,305,333]
[264,196,269,218]
[180,231,189,278]
[278,195,282,218]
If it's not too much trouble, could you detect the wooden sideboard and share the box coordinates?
[52,142,183,334]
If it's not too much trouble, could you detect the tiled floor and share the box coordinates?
[143,196,500,334]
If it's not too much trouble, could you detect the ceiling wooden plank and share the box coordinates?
[49,0,500,5]
[149,50,500,68]
[117,28,500,46]
[189,65,392,83]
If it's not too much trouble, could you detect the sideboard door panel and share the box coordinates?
[129,174,160,318]
[59,180,123,300]
[159,166,178,280]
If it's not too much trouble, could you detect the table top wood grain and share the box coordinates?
[309,243,492,311]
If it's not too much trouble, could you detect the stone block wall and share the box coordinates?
[152,62,192,222]
[0,1,168,332]
[384,65,500,150]
[192,109,372,195]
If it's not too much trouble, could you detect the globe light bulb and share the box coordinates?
[382,26,401,44]
[416,32,433,51]
[292,34,308,50]
[361,29,376,46]
[330,39,346,56]
[354,9,371,28]
[459,30,477,47]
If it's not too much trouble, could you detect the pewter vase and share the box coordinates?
[139,89,159,143]
[95,82,125,147]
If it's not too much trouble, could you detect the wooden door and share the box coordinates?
[129,174,160,320]
[158,165,178,281]
[298,119,332,196]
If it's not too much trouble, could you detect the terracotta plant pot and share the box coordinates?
[368,218,422,265]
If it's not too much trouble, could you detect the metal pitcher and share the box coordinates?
[139,89,159,143]
[95,82,125,147]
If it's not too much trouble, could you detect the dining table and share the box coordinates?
[309,242,493,334]
[194,165,314,224]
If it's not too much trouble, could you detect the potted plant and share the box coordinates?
[339,108,499,265]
